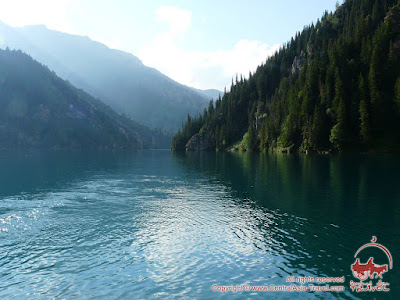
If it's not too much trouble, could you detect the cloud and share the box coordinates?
[138,6,280,90]
[0,2,280,91]
[0,0,73,31]
[156,6,191,39]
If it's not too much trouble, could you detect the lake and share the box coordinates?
[0,150,399,299]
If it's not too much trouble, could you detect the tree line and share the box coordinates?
[172,0,400,152]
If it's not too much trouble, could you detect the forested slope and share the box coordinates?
[0,49,170,149]
[173,0,400,152]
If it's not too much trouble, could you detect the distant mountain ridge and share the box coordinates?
[192,88,222,101]
[0,22,211,132]
[0,48,170,149]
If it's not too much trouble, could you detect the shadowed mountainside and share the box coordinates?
[0,48,170,149]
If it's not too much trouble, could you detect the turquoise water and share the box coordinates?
[0,150,399,299]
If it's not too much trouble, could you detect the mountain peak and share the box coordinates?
[0,22,209,132]
[23,24,48,30]
[0,48,170,149]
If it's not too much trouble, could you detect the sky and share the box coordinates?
[0,0,341,90]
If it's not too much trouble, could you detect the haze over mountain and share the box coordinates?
[0,21,214,132]
[0,48,170,149]
[192,88,221,101]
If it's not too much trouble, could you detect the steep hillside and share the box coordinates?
[0,23,208,132]
[173,0,400,153]
[0,49,170,149]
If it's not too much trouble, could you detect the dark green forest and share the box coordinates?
[0,49,170,149]
[172,0,400,152]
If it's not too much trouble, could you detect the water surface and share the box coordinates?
[0,150,399,299]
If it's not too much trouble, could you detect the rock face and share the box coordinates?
[185,131,213,151]
[291,50,306,75]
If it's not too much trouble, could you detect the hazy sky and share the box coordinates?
[0,0,341,90]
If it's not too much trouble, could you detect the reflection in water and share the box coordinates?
[0,150,398,299]
[174,152,400,297]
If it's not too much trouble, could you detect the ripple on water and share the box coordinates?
[0,170,365,299]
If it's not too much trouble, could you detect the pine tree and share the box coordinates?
[358,74,370,144]
[359,100,370,144]
[172,0,400,152]
[333,68,344,112]
[395,77,400,114]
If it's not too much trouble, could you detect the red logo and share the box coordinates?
[352,257,388,280]
[350,236,393,292]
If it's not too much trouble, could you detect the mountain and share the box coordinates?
[0,22,209,132]
[192,88,222,101]
[0,48,170,149]
[172,0,400,153]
